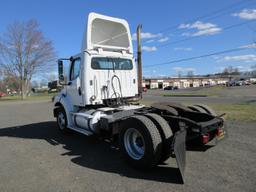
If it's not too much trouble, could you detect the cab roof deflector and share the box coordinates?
[82,12,133,53]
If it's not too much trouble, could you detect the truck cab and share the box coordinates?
[56,13,138,108]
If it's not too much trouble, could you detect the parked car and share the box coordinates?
[235,81,243,86]
[244,80,251,86]
[164,86,178,90]
[226,80,236,87]
[0,92,7,97]
[164,86,174,90]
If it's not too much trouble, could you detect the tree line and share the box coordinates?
[0,20,56,99]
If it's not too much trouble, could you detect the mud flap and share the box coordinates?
[172,128,187,183]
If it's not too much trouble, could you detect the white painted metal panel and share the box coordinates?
[82,12,133,53]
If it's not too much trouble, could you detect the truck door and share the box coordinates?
[67,57,83,106]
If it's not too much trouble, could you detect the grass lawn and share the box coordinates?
[139,100,256,121]
[162,86,226,97]
[207,103,256,121]
[163,93,210,97]
[0,93,55,102]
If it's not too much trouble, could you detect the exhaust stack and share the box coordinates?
[137,24,143,98]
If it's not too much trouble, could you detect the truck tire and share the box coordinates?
[56,107,69,133]
[194,104,217,116]
[195,104,225,121]
[151,103,178,116]
[152,102,192,114]
[188,105,206,113]
[144,113,173,163]
[119,115,162,168]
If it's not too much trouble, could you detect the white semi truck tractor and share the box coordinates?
[53,13,226,182]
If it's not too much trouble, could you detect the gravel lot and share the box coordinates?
[0,93,255,191]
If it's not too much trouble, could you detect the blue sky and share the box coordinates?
[0,0,256,78]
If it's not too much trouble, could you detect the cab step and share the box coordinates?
[68,126,93,136]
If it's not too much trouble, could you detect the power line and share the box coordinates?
[144,45,253,68]
[142,0,256,50]
[155,0,255,34]
[198,0,256,23]
[157,20,256,48]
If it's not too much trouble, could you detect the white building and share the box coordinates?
[143,76,229,89]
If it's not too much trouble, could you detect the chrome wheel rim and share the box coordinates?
[57,112,65,130]
[124,128,145,160]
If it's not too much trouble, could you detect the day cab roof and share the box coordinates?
[81,12,133,54]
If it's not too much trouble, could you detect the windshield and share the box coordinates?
[91,57,133,70]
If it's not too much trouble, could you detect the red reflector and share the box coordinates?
[216,128,223,137]
[201,134,209,144]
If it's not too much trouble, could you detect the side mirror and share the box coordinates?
[58,60,66,85]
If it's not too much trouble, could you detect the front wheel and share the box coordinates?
[56,107,69,133]
[119,115,162,169]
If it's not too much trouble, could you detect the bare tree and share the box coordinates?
[177,70,182,78]
[47,72,57,82]
[2,70,20,93]
[0,20,55,99]
[187,70,194,77]
[222,68,229,75]
[251,64,256,77]
[221,66,240,75]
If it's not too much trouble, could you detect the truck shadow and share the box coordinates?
[0,121,183,184]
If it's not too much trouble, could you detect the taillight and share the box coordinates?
[201,134,209,144]
[216,128,223,137]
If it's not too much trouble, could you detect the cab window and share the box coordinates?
[91,57,133,70]
[70,58,81,81]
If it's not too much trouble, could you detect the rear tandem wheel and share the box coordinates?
[144,113,173,163]
[119,115,163,168]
